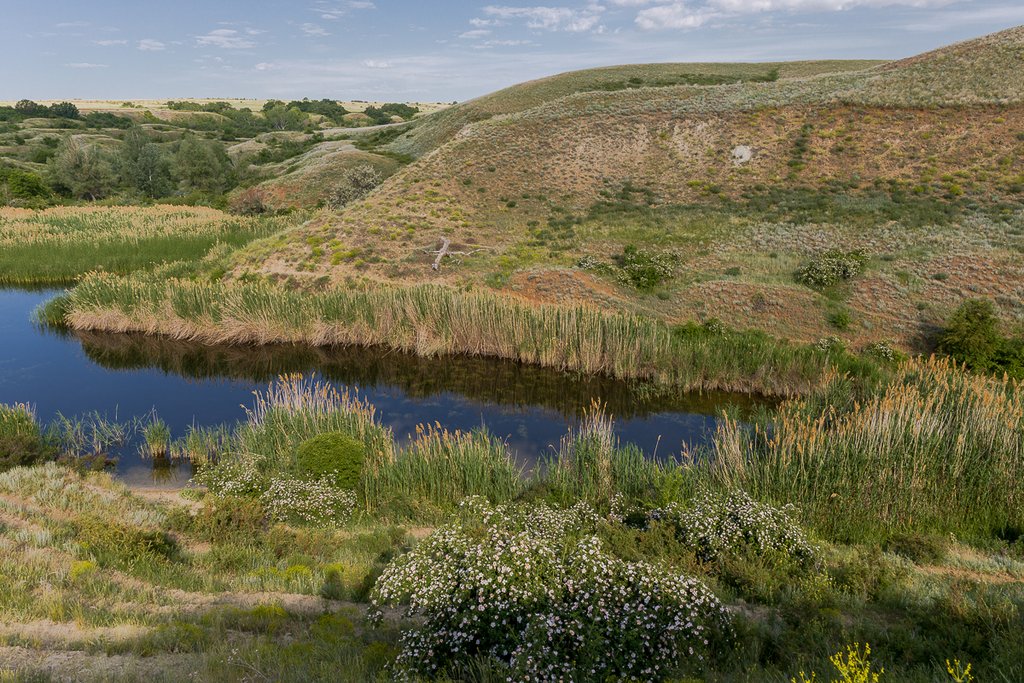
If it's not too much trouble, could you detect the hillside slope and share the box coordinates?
[238,27,1024,351]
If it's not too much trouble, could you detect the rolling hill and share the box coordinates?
[236,26,1024,351]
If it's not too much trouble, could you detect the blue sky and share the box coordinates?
[2,0,1023,102]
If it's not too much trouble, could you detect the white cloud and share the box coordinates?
[94,39,128,46]
[300,23,331,36]
[137,39,165,51]
[473,39,535,48]
[636,3,721,28]
[460,29,493,38]
[362,59,392,68]
[312,1,376,20]
[634,0,957,29]
[483,5,606,32]
[195,28,257,49]
[66,62,108,68]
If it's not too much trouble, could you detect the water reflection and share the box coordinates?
[0,287,768,487]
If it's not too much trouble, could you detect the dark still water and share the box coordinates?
[0,288,762,487]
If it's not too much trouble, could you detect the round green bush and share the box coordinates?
[295,432,365,489]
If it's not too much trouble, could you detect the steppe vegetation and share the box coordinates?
[2,25,1024,683]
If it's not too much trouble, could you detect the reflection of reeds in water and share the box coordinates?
[70,326,767,420]
[66,273,841,397]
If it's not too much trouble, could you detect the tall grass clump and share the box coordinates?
[140,414,172,459]
[235,374,394,473]
[541,402,668,507]
[66,273,868,396]
[708,357,1024,541]
[0,403,52,471]
[362,425,525,517]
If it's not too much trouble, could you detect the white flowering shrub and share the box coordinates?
[260,476,356,526]
[371,498,730,681]
[656,490,816,565]
[193,452,266,497]
[795,249,868,288]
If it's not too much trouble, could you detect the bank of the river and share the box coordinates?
[2,287,758,485]
[56,272,886,399]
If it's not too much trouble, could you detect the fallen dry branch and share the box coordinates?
[424,237,490,271]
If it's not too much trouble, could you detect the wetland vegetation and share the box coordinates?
[1,22,1024,683]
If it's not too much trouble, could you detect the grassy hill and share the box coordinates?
[236,26,1024,351]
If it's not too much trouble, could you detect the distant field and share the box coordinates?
[0,98,452,115]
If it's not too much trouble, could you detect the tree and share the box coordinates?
[14,100,46,117]
[263,104,307,131]
[48,102,80,119]
[938,299,1002,371]
[47,137,116,200]
[173,135,235,193]
[118,127,172,196]
[6,170,49,199]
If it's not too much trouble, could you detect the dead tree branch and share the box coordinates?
[423,237,491,271]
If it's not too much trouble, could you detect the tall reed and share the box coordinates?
[707,357,1024,540]
[66,273,856,396]
[363,424,525,517]
[540,402,669,506]
[235,374,395,471]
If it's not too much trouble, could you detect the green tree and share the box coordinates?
[14,100,46,116]
[118,127,172,196]
[48,102,80,119]
[263,104,307,131]
[6,170,50,199]
[47,137,116,200]
[173,135,235,193]
[939,299,1002,371]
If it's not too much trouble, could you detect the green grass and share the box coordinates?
[0,206,290,285]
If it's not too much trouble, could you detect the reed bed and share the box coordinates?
[236,374,395,472]
[541,402,669,506]
[0,206,285,284]
[363,424,525,517]
[65,273,846,396]
[709,357,1024,540]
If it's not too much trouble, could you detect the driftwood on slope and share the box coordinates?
[424,237,489,271]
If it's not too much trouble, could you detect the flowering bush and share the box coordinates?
[656,490,816,565]
[260,476,356,526]
[795,249,868,288]
[193,452,266,497]
[371,498,730,681]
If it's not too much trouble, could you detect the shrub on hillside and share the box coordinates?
[371,498,730,681]
[295,431,365,489]
[938,299,1023,377]
[795,249,868,288]
[228,187,269,215]
[326,165,383,209]
[617,244,679,291]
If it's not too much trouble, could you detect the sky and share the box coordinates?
[2,0,1023,102]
